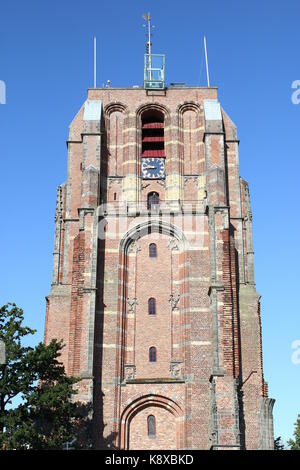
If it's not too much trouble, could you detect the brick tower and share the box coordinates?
[44,38,274,450]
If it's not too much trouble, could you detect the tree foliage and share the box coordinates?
[0,303,91,450]
[288,415,300,450]
[274,436,285,450]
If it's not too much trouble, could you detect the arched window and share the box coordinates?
[149,346,157,362]
[147,415,156,438]
[147,191,159,210]
[149,243,157,258]
[148,298,156,315]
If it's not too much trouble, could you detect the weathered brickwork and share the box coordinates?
[44,85,274,449]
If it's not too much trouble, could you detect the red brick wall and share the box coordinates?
[127,234,175,378]
[129,407,177,450]
[44,86,272,450]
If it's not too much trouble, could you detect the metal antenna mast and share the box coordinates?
[94,36,97,88]
[204,36,210,87]
[143,12,155,81]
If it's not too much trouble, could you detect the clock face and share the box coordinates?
[142,158,165,179]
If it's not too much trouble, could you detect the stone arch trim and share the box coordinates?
[122,390,185,411]
[104,102,128,116]
[177,101,203,133]
[119,394,184,449]
[177,101,202,116]
[136,102,171,126]
[177,101,203,134]
[119,219,187,256]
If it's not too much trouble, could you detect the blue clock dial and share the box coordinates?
[142,158,165,179]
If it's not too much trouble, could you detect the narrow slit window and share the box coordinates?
[149,243,157,258]
[148,298,156,315]
[147,415,156,438]
[149,346,157,362]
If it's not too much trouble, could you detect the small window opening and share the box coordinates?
[147,415,156,438]
[149,243,157,258]
[147,191,159,210]
[149,346,157,362]
[148,298,156,315]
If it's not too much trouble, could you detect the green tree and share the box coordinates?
[288,415,300,450]
[274,436,285,450]
[0,303,91,450]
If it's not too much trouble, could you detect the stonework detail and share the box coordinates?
[44,84,274,450]
[124,364,136,381]
[169,361,182,379]
[169,293,180,310]
[126,297,138,316]
[167,239,179,252]
[128,240,141,254]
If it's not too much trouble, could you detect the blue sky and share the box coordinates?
[0,0,299,445]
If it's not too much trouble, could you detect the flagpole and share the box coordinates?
[94,36,97,88]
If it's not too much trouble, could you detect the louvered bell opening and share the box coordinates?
[141,110,165,158]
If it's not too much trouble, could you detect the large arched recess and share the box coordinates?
[119,394,184,449]
[104,102,128,177]
[111,220,189,443]
[177,102,203,176]
[117,219,188,369]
